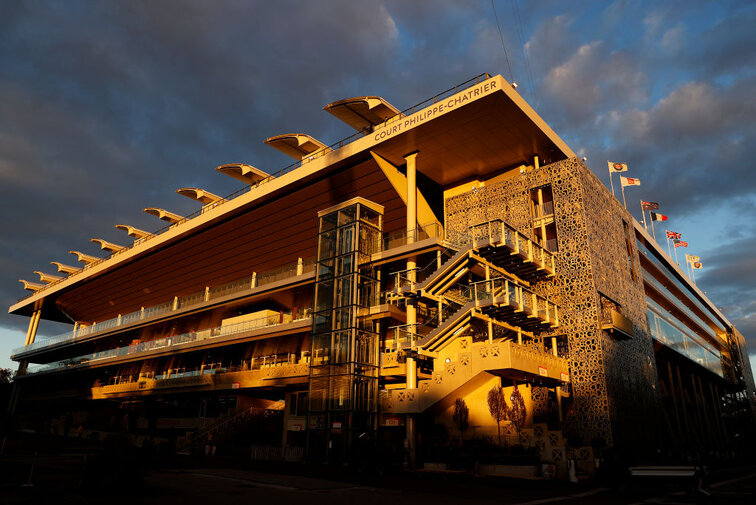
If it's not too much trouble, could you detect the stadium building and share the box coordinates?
[8,74,755,471]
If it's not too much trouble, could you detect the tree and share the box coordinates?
[452,398,469,443]
[0,368,13,384]
[508,384,527,437]
[487,384,509,446]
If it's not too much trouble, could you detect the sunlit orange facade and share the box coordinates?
[9,74,755,472]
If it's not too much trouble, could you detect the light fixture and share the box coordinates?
[512,82,519,89]
[581,156,587,161]
[445,357,451,363]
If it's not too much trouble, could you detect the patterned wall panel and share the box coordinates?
[445,157,662,450]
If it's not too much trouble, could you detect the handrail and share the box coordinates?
[13,257,315,357]
[24,310,312,376]
[16,73,491,305]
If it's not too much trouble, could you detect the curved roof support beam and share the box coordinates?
[176,187,223,205]
[143,207,183,224]
[215,163,271,185]
[115,224,151,239]
[33,271,63,283]
[264,134,329,160]
[19,279,45,292]
[324,96,400,132]
[69,250,101,265]
[90,238,125,253]
[51,261,81,274]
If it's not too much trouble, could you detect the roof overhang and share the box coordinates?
[69,251,101,264]
[215,163,270,185]
[264,134,329,160]
[324,96,400,132]
[367,77,575,185]
[91,238,125,253]
[114,224,150,239]
[144,207,183,223]
[33,271,63,283]
[176,187,222,205]
[9,75,576,320]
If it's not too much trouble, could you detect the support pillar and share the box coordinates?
[404,151,419,468]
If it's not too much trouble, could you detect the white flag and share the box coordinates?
[608,161,628,172]
[685,254,701,263]
[620,176,641,187]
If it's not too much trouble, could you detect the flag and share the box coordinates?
[650,212,668,221]
[666,231,681,240]
[641,201,659,210]
[685,254,700,263]
[620,176,641,187]
[673,240,688,248]
[608,161,628,173]
[691,261,703,270]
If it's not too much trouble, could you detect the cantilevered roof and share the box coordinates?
[33,271,63,283]
[10,75,578,322]
[90,238,125,253]
[143,207,183,223]
[19,279,45,291]
[264,134,329,160]
[216,163,270,185]
[176,188,222,205]
[114,224,151,239]
[50,261,81,274]
[324,96,400,132]
[69,251,101,264]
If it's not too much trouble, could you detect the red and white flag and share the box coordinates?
[608,161,629,173]
[666,231,681,240]
[641,201,659,210]
[650,212,668,221]
[691,261,703,270]
[673,240,688,248]
[620,176,641,187]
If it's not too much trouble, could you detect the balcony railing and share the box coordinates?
[12,257,315,358]
[17,73,492,305]
[24,310,312,376]
[469,277,559,326]
[465,219,556,274]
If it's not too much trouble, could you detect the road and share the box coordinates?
[1,452,754,505]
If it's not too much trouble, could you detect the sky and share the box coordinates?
[0,0,754,374]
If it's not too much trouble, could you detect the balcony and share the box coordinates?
[600,309,634,339]
[470,278,559,330]
[12,257,315,360]
[22,310,312,376]
[91,358,310,399]
[465,219,555,280]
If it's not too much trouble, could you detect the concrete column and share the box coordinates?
[24,310,41,346]
[405,151,419,242]
[404,151,419,468]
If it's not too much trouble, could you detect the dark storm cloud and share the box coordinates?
[0,0,502,339]
[0,0,754,367]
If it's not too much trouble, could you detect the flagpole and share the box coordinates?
[609,163,615,197]
[666,236,672,258]
[673,244,679,265]
[650,216,656,241]
[691,266,696,283]
[621,183,627,209]
[640,201,647,231]
[685,257,691,278]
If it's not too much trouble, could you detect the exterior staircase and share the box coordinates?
[176,401,284,454]
[381,337,569,414]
